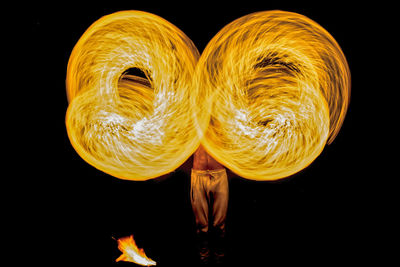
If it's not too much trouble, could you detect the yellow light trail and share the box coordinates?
[66,11,201,180]
[66,10,350,181]
[193,11,350,180]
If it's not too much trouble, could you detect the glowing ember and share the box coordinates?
[115,235,156,266]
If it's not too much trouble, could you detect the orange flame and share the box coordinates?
[115,235,156,266]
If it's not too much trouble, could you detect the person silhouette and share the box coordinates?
[191,144,229,266]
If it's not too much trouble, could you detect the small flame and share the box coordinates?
[115,235,156,266]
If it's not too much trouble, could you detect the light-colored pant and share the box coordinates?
[190,168,229,263]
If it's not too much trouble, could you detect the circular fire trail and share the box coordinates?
[193,11,350,180]
[66,11,201,180]
[66,10,350,181]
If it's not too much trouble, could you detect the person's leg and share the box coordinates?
[191,169,211,265]
[209,169,229,265]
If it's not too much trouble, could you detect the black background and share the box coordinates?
[27,1,383,266]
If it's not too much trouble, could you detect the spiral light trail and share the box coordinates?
[66,11,201,180]
[194,11,350,180]
[66,10,350,181]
